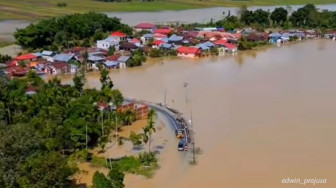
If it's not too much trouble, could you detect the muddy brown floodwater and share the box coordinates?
[58,40,336,188]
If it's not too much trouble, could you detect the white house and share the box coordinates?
[110,31,127,42]
[97,36,119,50]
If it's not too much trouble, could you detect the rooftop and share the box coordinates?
[110,31,127,37]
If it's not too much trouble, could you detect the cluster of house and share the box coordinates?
[2,22,333,77]
[4,41,133,76]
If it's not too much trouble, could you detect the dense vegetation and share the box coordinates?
[14,12,132,50]
[0,69,156,187]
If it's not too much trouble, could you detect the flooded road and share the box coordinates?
[58,40,336,187]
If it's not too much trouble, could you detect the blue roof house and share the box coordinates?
[53,53,75,63]
[117,56,131,69]
[168,34,183,44]
[196,44,210,51]
[269,32,282,43]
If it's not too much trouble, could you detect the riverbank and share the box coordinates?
[1,0,336,21]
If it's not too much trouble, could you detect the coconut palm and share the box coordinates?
[143,109,157,152]
[122,109,136,125]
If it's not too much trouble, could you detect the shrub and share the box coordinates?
[130,131,142,146]
[57,3,67,7]
[138,152,157,166]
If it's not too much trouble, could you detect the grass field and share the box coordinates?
[0,0,336,20]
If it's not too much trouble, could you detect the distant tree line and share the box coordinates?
[183,4,336,30]
[14,12,132,50]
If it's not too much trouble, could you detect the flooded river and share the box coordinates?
[2,4,336,41]
[58,40,336,187]
[106,4,336,25]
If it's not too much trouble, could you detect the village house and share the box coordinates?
[16,54,37,62]
[129,38,141,47]
[120,42,138,51]
[44,61,70,75]
[134,22,156,32]
[168,34,184,44]
[97,36,120,50]
[115,101,149,120]
[103,61,119,69]
[110,31,127,42]
[152,40,164,48]
[53,53,75,63]
[117,56,131,68]
[177,46,202,58]
[154,28,172,35]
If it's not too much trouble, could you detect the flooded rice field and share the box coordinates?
[57,40,336,187]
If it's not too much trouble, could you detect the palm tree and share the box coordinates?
[82,50,89,72]
[143,109,157,152]
[123,109,136,125]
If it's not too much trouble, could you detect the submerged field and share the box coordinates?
[0,0,336,20]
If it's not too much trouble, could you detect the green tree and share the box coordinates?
[239,5,254,25]
[0,54,12,63]
[108,167,125,188]
[290,4,319,27]
[100,68,114,90]
[73,73,86,93]
[252,9,270,27]
[0,123,44,187]
[143,109,157,152]
[18,152,76,188]
[122,109,136,125]
[271,7,288,26]
[108,46,115,56]
[27,70,44,87]
[92,171,112,188]
[82,50,89,72]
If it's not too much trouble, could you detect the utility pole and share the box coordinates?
[164,89,167,106]
[101,110,104,136]
[190,109,196,164]
[183,82,188,104]
[115,112,118,144]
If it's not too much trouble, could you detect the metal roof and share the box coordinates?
[53,53,74,62]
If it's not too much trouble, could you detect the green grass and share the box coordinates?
[0,0,336,21]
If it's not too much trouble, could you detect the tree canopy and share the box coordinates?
[271,7,288,26]
[0,71,131,187]
[14,12,132,50]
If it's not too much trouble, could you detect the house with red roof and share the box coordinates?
[6,66,29,77]
[224,43,237,53]
[154,28,172,35]
[177,46,202,58]
[152,40,164,48]
[153,33,167,40]
[15,54,37,61]
[129,38,141,47]
[134,23,156,32]
[110,31,127,42]
[214,39,228,46]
